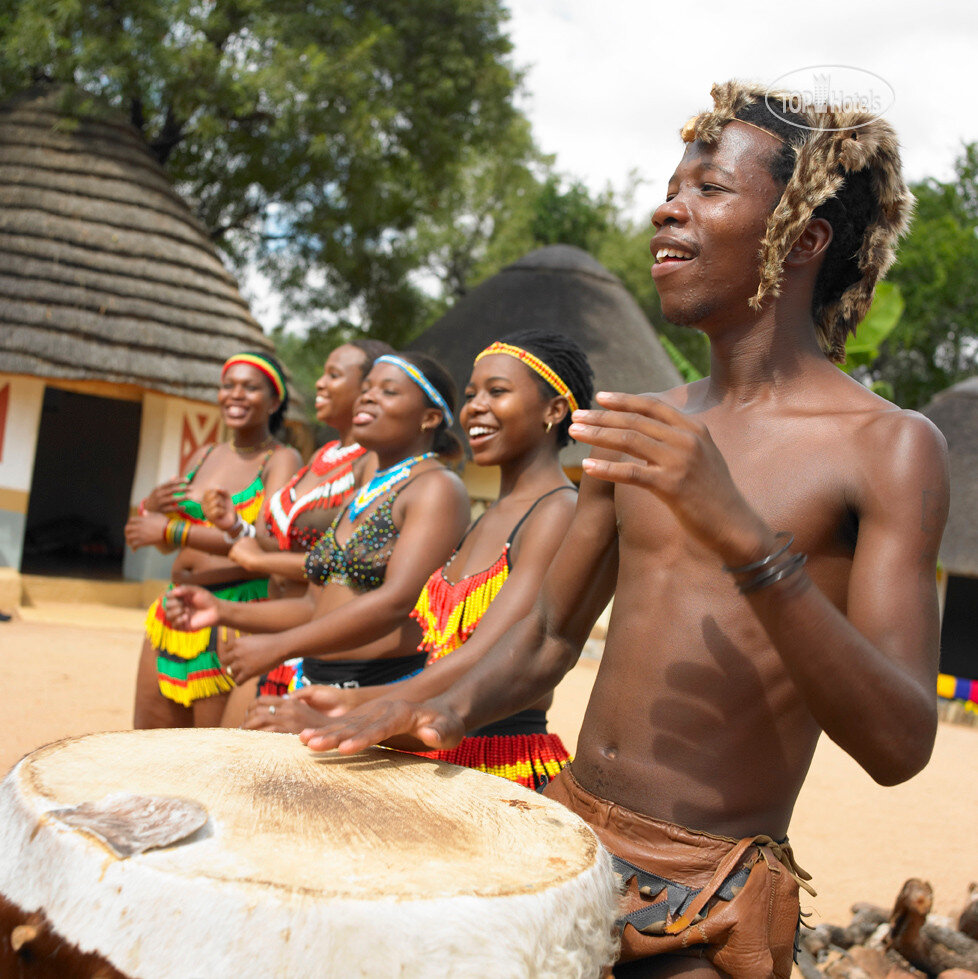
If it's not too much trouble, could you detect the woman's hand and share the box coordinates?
[228,535,267,572]
[164,585,220,631]
[142,477,189,513]
[124,512,169,551]
[202,489,237,531]
[242,695,330,734]
[218,632,288,685]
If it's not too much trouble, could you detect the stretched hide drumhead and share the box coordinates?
[0,729,620,978]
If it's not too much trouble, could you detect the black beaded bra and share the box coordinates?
[303,472,436,593]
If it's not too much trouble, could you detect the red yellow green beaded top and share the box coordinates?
[171,445,271,526]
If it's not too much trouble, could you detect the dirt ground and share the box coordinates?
[3,602,976,931]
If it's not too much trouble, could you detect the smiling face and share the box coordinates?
[314,344,369,428]
[461,354,556,466]
[650,121,785,330]
[352,361,441,450]
[218,363,278,430]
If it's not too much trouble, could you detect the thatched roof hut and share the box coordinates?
[0,86,279,594]
[0,85,275,403]
[922,377,978,578]
[410,245,682,469]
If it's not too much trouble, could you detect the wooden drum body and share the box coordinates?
[0,729,620,977]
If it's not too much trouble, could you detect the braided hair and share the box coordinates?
[732,100,881,359]
[349,338,395,378]
[497,329,595,447]
[400,351,464,462]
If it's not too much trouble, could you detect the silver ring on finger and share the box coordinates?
[226,666,234,679]
[268,704,276,715]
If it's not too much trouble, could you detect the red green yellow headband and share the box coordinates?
[222,353,286,401]
[474,342,579,413]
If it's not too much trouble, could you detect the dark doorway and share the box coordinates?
[21,388,141,578]
[940,574,978,681]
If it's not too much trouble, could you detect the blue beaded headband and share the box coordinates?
[374,355,455,427]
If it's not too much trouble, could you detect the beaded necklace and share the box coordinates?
[264,441,366,550]
[311,441,365,475]
[347,452,436,520]
[229,435,276,456]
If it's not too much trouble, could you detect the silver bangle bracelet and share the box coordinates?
[223,518,256,545]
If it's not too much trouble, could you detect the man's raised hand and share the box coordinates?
[569,391,772,565]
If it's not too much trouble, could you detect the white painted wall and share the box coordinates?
[122,394,221,582]
[0,374,44,569]
[0,374,43,494]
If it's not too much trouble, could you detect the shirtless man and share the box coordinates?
[297,82,950,978]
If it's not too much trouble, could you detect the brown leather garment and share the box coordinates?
[544,765,810,979]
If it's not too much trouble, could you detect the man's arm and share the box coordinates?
[744,411,948,784]
[571,393,949,786]
[300,459,620,754]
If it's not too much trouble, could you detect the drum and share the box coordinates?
[0,729,620,978]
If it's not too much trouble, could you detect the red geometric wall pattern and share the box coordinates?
[180,411,219,473]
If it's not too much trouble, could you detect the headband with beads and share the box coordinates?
[222,353,286,401]
[374,355,455,427]
[474,341,579,413]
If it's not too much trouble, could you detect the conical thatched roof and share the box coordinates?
[922,376,978,577]
[410,245,682,465]
[0,86,276,404]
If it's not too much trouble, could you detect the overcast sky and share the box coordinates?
[504,0,978,222]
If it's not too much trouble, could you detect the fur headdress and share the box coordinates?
[680,81,914,361]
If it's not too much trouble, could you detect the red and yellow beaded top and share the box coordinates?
[474,341,578,413]
[411,546,510,664]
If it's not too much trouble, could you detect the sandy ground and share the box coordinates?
[2,602,976,932]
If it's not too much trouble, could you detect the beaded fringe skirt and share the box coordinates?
[417,733,571,791]
[146,580,267,706]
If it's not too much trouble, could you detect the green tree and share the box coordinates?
[0,0,524,344]
[874,143,978,408]
[431,164,713,379]
[412,112,544,305]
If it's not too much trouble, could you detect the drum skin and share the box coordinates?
[0,729,620,978]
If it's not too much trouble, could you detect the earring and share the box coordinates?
[546,421,553,434]
[421,424,430,432]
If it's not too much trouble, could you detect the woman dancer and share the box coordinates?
[164,353,471,695]
[124,352,301,729]
[210,340,393,605]
[281,331,595,790]
[203,340,391,720]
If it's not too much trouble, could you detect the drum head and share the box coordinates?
[1,729,619,977]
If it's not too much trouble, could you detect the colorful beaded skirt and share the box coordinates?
[146,579,268,706]
[937,672,978,716]
[417,733,570,791]
[259,660,301,697]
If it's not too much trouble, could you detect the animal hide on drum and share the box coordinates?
[0,731,622,979]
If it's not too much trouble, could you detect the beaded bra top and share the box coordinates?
[411,486,576,664]
[303,470,438,594]
[264,440,366,552]
[171,444,273,527]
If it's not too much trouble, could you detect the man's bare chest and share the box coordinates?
[615,420,863,565]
